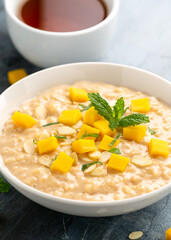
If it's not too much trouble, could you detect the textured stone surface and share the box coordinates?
[0,0,171,239]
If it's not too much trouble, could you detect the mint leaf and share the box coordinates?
[52,155,57,162]
[113,97,125,119]
[148,126,156,135]
[43,122,59,127]
[79,104,92,112]
[33,139,37,144]
[82,161,103,172]
[108,148,121,154]
[109,134,121,146]
[88,93,113,122]
[0,177,10,193]
[54,134,67,140]
[109,117,119,130]
[80,131,99,139]
[119,113,150,127]
[88,93,150,131]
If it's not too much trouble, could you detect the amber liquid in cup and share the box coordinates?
[19,0,107,32]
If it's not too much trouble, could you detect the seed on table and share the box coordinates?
[129,231,143,239]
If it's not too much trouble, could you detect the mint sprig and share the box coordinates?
[88,93,150,130]
[88,93,113,122]
[43,122,59,127]
[119,114,150,127]
[108,148,121,154]
[79,104,92,112]
[109,134,121,147]
[0,177,10,193]
[82,161,103,172]
[148,126,156,135]
[54,134,67,140]
[80,131,99,139]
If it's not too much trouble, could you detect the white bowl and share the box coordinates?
[0,62,170,217]
[4,0,119,68]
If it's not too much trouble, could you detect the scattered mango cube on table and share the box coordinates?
[98,135,120,151]
[83,106,102,126]
[107,154,130,172]
[148,138,169,158]
[166,228,171,240]
[93,119,116,137]
[123,125,146,143]
[69,87,89,102]
[8,69,27,85]
[131,98,150,113]
[58,109,82,125]
[72,139,96,153]
[37,136,58,154]
[11,112,36,128]
[50,152,74,173]
[77,123,100,140]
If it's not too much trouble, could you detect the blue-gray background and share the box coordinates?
[0,0,171,239]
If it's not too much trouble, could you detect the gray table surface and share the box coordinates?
[0,0,171,239]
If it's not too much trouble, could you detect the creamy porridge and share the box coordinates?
[0,81,170,201]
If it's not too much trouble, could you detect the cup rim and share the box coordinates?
[4,0,119,36]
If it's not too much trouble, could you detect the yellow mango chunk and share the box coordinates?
[50,152,74,173]
[98,135,120,151]
[72,139,96,153]
[58,110,82,125]
[123,125,146,143]
[77,124,100,140]
[166,228,171,240]
[8,69,27,85]
[37,136,58,154]
[107,154,130,172]
[11,112,36,128]
[69,87,89,102]
[93,119,116,137]
[83,106,102,126]
[131,98,150,113]
[148,138,169,158]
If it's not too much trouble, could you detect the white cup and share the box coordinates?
[5,0,119,68]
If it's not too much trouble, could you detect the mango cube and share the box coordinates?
[107,154,130,172]
[77,124,100,140]
[123,125,146,143]
[148,138,169,158]
[98,135,120,151]
[8,69,27,85]
[131,98,150,113]
[83,106,102,126]
[37,136,58,154]
[58,110,82,125]
[93,119,116,137]
[69,87,89,102]
[72,139,96,153]
[50,152,74,173]
[11,112,36,128]
[166,228,171,240]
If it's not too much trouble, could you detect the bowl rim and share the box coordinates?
[0,62,171,207]
[4,0,119,36]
